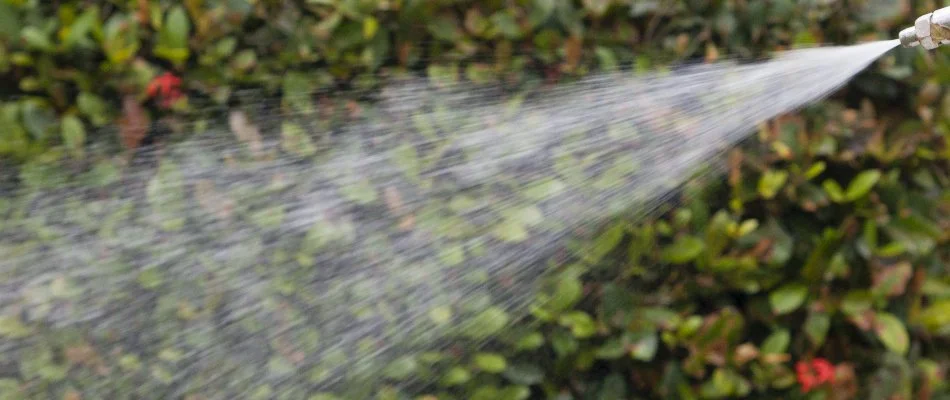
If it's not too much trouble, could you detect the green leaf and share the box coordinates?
[440,367,471,386]
[769,284,808,315]
[339,178,378,205]
[584,223,624,264]
[463,307,510,339]
[309,394,341,400]
[599,374,628,399]
[438,245,464,266]
[498,386,530,400]
[281,122,316,157]
[21,101,57,141]
[250,207,285,229]
[631,333,659,361]
[523,178,566,200]
[232,50,257,70]
[492,219,528,243]
[804,312,831,347]
[102,15,140,64]
[551,329,578,357]
[660,236,705,264]
[77,93,111,126]
[154,6,191,65]
[471,386,500,400]
[382,356,418,380]
[427,16,461,41]
[515,332,544,351]
[822,179,846,203]
[362,16,379,38]
[0,379,21,397]
[503,363,543,385]
[138,268,163,289]
[61,115,85,158]
[0,315,30,339]
[842,290,873,316]
[559,311,597,338]
[582,0,611,16]
[20,27,53,51]
[502,205,544,228]
[757,169,788,199]
[490,12,523,39]
[845,170,881,201]
[760,329,790,354]
[283,73,315,113]
[874,312,909,355]
[804,161,826,180]
[428,306,452,325]
[393,143,420,178]
[595,337,626,359]
[474,353,507,373]
[547,274,582,312]
[918,300,950,334]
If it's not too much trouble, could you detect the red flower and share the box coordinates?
[796,358,836,393]
[146,72,184,109]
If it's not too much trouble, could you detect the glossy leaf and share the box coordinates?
[769,284,808,315]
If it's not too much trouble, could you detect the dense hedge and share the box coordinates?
[0,0,922,160]
[0,0,948,399]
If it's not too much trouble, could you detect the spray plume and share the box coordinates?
[0,40,897,398]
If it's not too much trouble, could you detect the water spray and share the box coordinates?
[0,16,922,399]
[899,7,950,49]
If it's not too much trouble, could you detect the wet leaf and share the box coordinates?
[845,170,881,201]
[515,332,545,351]
[281,122,317,157]
[283,73,314,113]
[559,311,597,338]
[600,374,627,399]
[661,236,705,264]
[917,300,950,334]
[595,337,625,359]
[428,306,452,325]
[758,169,788,199]
[546,273,582,312]
[503,363,543,385]
[440,367,471,387]
[760,329,790,354]
[463,308,509,339]
[582,0,611,16]
[61,115,85,158]
[0,316,30,339]
[77,93,111,127]
[492,219,528,243]
[631,333,659,361]
[584,223,624,264]
[339,178,378,204]
[769,284,807,315]
[872,262,913,298]
[382,356,417,380]
[874,312,909,355]
[804,312,830,348]
[822,179,846,203]
[474,353,507,373]
[154,6,191,65]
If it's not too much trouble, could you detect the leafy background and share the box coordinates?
[0,0,948,399]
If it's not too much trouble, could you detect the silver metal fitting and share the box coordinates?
[899,7,950,49]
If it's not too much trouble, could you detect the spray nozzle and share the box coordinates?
[899,7,950,49]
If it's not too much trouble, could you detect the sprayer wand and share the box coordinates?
[899,7,950,49]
